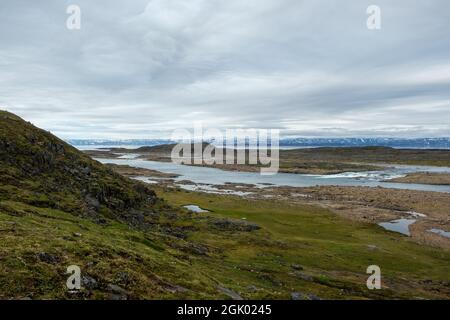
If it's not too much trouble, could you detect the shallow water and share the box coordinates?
[407,211,427,218]
[378,219,416,236]
[133,176,159,184]
[178,183,253,196]
[116,153,142,159]
[183,205,210,213]
[428,228,450,239]
[96,157,450,193]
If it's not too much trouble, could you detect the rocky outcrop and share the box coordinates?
[0,110,159,226]
[211,218,260,232]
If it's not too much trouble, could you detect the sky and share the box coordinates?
[0,0,449,139]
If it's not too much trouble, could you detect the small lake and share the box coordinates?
[95,157,450,193]
[183,205,210,213]
[378,219,416,236]
[428,228,450,239]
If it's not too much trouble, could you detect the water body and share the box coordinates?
[74,144,313,151]
[178,183,253,196]
[428,228,450,239]
[183,205,210,213]
[134,177,158,184]
[74,145,148,151]
[96,157,450,193]
[378,219,417,236]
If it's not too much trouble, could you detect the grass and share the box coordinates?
[155,188,450,299]
[1,187,449,299]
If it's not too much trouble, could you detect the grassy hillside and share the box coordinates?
[0,110,159,225]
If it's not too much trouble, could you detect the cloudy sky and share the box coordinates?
[1,0,449,139]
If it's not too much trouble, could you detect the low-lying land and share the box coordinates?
[103,161,450,252]
[386,172,450,185]
[105,163,179,178]
[84,144,450,175]
[156,180,450,251]
[154,187,450,299]
[99,148,450,252]
[267,185,450,250]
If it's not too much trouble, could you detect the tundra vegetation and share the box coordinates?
[1,111,449,300]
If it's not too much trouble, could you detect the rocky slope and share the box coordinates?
[0,110,158,226]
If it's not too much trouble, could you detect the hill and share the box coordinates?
[0,110,158,226]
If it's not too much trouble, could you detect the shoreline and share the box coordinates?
[385,172,450,185]
[103,162,450,251]
[83,144,450,176]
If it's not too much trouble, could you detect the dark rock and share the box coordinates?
[291,264,303,271]
[109,293,127,300]
[107,284,129,300]
[163,283,189,294]
[308,294,322,300]
[37,252,60,264]
[291,292,321,300]
[187,243,209,256]
[95,217,108,225]
[80,166,91,175]
[294,271,313,282]
[116,272,132,286]
[291,292,304,300]
[120,210,146,227]
[85,195,100,210]
[161,226,188,239]
[217,285,244,300]
[107,284,129,295]
[212,219,260,232]
[82,275,98,290]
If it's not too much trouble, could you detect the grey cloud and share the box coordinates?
[0,0,449,138]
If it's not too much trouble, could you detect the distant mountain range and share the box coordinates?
[279,137,450,149]
[68,137,450,149]
[67,139,173,147]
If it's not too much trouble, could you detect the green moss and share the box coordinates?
[1,189,449,299]
[155,188,450,299]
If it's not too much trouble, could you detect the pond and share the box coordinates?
[378,219,417,236]
[428,228,450,239]
[183,205,210,213]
